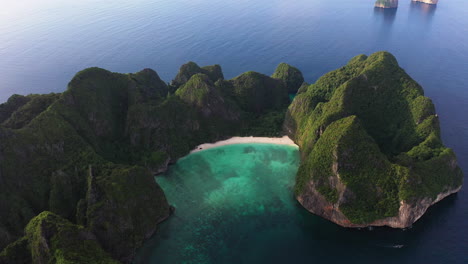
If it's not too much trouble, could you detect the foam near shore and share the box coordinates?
[190,136,298,153]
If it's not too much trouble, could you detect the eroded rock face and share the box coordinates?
[0,211,118,264]
[297,163,462,228]
[375,0,398,8]
[84,165,170,262]
[412,0,438,4]
[286,52,463,228]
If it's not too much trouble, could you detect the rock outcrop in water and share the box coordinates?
[285,51,463,228]
[0,63,289,263]
[375,0,399,8]
[412,0,438,4]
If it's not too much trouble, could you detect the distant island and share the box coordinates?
[0,52,463,263]
[412,0,439,4]
[375,0,399,9]
[375,0,439,9]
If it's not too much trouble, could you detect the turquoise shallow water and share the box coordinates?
[135,144,301,263]
[136,143,467,264]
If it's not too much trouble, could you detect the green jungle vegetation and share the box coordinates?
[0,60,294,263]
[286,52,463,224]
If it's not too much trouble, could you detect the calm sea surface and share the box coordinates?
[1,0,467,263]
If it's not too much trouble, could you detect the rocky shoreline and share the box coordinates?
[298,182,461,228]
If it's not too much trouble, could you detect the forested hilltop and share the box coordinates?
[286,51,463,227]
[0,51,463,263]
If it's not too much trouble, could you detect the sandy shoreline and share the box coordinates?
[190,136,298,153]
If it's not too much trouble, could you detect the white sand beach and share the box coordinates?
[190,135,298,153]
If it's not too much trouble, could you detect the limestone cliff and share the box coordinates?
[0,211,118,264]
[286,51,463,228]
[375,0,398,8]
[298,182,461,228]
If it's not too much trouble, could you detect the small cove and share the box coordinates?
[135,143,301,263]
[135,143,464,264]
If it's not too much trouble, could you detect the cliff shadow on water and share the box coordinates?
[410,2,437,21]
[374,7,398,24]
[138,167,462,264]
[134,144,303,264]
[285,192,460,263]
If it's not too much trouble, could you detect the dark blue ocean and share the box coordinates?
[1,0,467,263]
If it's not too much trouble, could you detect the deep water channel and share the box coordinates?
[135,143,465,264]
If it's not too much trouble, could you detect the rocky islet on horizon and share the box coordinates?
[375,0,439,9]
[375,0,399,9]
[412,0,439,4]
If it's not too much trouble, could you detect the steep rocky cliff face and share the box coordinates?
[286,51,463,228]
[412,0,438,4]
[0,68,173,263]
[375,0,399,8]
[0,211,118,264]
[0,62,291,263]
[84,165,170,263]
